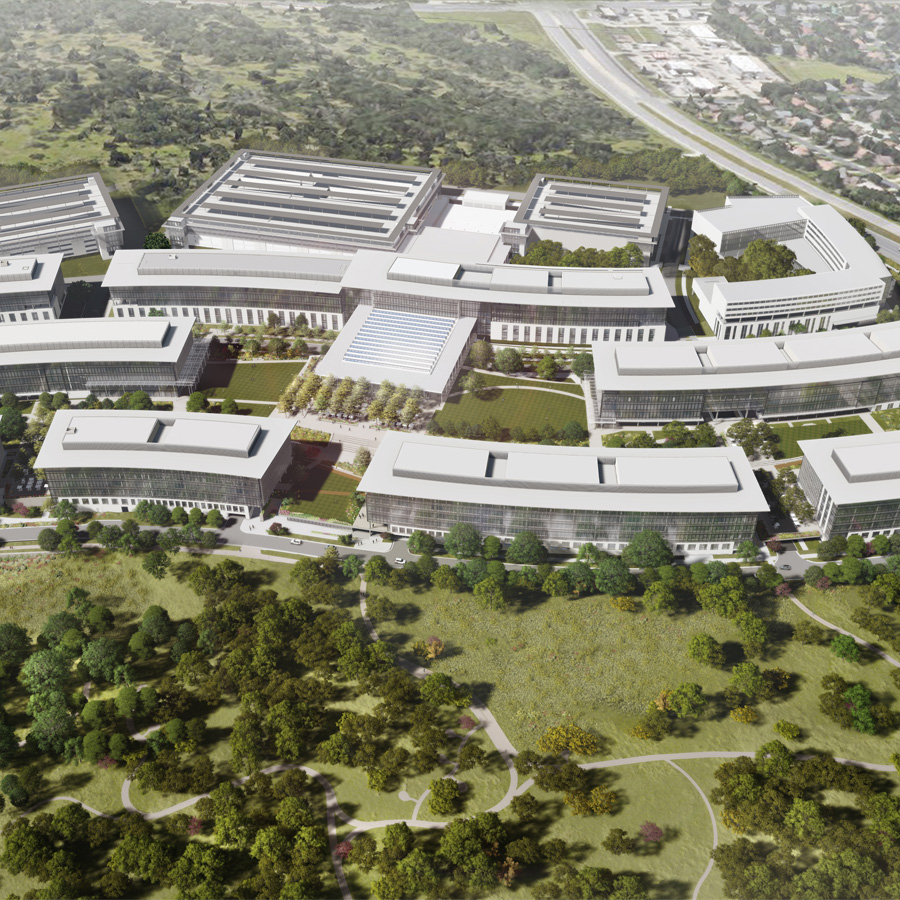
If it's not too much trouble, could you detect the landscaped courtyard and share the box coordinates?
[768,414,871,458]
[198,361,305,403]
[280,465,361,523]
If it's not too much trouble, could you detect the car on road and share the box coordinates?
[395,557,406,564]
[780,564,791,570]
[290,539,303,545]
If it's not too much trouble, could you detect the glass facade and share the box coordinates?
[367,493,758,546]
[110,286,342,314]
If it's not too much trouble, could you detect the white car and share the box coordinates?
[395,557,406,564]
[290,539,303,545]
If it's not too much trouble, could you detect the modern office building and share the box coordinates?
[0,254,66,322]
[591,322,900,425]
[691,197,892,339]
[163,151,443,254]
[0,175,124,259]
[502,174,669,263]
[37,410,294,517]
[0,318,208,396]
[359,432,766,553]
[105,247,673,345]
[339,250,672,344]
[104,249,350,330]
[316,307,476,402]
[798,433,900,540]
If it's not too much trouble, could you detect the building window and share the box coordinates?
[604,329,610,341]
[193,308,200,320]
[42,311,49,320]
[637,329,644,342]
[128,308,135,317]
[289,311,295,325]
[203,308,211,323]
[524,326,530,342]
[580,328,587,344]
[647,329,654,341]
[183,308,189,317]
[592,329,599,341]
[614,329,621,341]
[512,326,519,341]
[139,308,146,317]
[257,309,264,324]
[236,309,243,324]
[31,312,38,321]
[310,313,317,327]
[331,314,338,330]
[569,328,576,343]
[501,325,508,340]
[225,309,233,324]
[535,327,542,342]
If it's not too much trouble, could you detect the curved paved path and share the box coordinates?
[667,761,718,900]
[787,591,900,668]
[445,384,582,403]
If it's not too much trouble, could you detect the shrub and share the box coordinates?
[610,595,636,612]
[537,724,599,756]
[730,706,758,724]
[773,720,801,741]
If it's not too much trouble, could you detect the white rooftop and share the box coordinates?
[0,254,62,295]
[403,227,502,264]
[359,432,766,515]
[37,410,294,479]
[801,432,900,506]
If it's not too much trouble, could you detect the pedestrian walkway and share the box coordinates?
[860,411,885,433]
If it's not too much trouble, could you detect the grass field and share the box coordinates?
[436,386,588,434]
[199,361,304,403]
[480,372,584,396]
[765,55,889,84]
[207,400,275,417]
[361,582,900,768]
[60,255,111,278]
[669,191,727,211]
[769,414,871,459]
[281,465,360,523]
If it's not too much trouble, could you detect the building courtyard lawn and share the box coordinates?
[768,414,871,459]
[281,465,360,523]
[359,582,900,768]
[872,408,900,431]
[435,385,588,435]
[198,361,305,402]
[60,254,111,278]
[207,400,275,417]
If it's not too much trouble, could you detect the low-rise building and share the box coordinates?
[0,318,208,396]
[692,196,892,339]
[358,432,766,553]
[0,254,65,322]
[37,410,294,517]
[591,322,900,425]
[0,175,123,259]
[316,307,476,402]
[503,174,669,263]
[163,151,442,254]
[798,432,900,539]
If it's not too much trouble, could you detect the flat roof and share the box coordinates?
[166,150,441,248]
[0,254,62,295]
[315,306,476,394]
[801,432,900,505]
[514,174,668,242]
[693,196,809,235]
[403,226,502,264]
[103,249,348,295]
[0,317,194,366]
[342,250,673,310]
[593,320,900,392]
[37,410,294,479]
[359,432,766,514]
[0,174,120,244]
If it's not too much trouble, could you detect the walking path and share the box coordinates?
[444,384,582,403]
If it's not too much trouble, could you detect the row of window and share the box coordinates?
[499,325,655,344]
[116,305,341,330]
[68,496,247,513]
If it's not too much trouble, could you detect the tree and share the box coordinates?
[536,356,559,380]
[473,575,509,610]
[220,397,239,415]
[81,637,125,682]
[622,531,672,568]
[688,633,726,667]
[736,540,758,563]
[571,352,594,379]
[730,662,767,701]
[668,683,706,718]
[144,231,171,249]
[52,499,77,520]
[364,556,393,586]
[830,633,860,662]
[444,522,482,558]
[141,606,173,645]
[428,778,462,815]
[468,341,494,370]
[689,233,719,277]
[420,673,471,707]
[462,371,486,396]
[408,530,436,555]
[38,529,61,551]
[639,821,664,844]
[0,623,30,677]
[185,391,208,412]
[20,649,69,696]
[495,347,523,374]
[507,531,547,564]
[142,551,170,581]
[0,406,25,441]
[1,774,28,808]
[643,581,676,614]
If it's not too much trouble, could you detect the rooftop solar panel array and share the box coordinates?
[342,308,455,374]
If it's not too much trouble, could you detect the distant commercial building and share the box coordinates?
[691,197,892,339]
[0,318,208,396]
[0,175,123,259]
[503,174,669,263]
[0,254,65,322]
[163,151,442,254]
[37,410,294,517]
[798,433,900,540]
[105,248,673,345]
[591,322,900,425]
[316,307,476,402]
[359,432,766,553]
[104,249,349,330]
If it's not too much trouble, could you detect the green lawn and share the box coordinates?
[872,408,900,431]
[198,361,304,402]
[207,400,275,417]
[685,276,715,336]
[361,582,900,768]
[281,465,361,523]
[602,430,654,447]
[60,255,111,278]
[436,386,588,434]
[766,55,888,84]
[669,191,727,211]
[480,372,584,396]
[769,415,871,459]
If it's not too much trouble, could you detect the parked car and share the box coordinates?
[780,564,791,571]
[290,539,303,545]
[395,557,406,564]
